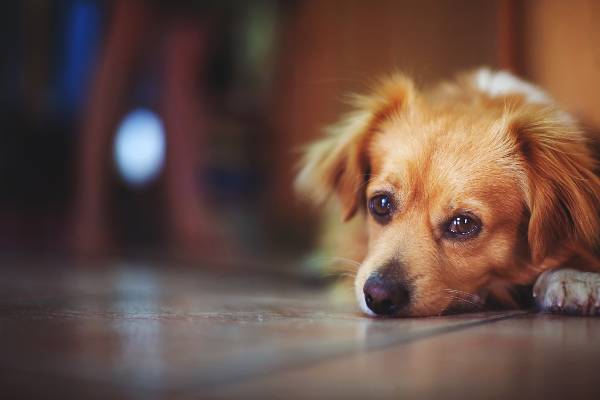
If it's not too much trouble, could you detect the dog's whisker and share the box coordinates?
[442,295,472,304]
[309,256,360,280]
[322,268,357,278]
[441,295,481,307]
[329,265,360,274]
[443,289,481,302]
[309,256,361,269]
[443,288,472,295]
[329,257,362,268]
[352,174,380,196]
[336,272,357,279]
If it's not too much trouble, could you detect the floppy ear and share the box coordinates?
[295,74,415,221]
[510,106,600,264]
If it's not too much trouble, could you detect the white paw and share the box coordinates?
[533,269,600,315]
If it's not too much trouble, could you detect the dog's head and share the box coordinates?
[296,69,600,317]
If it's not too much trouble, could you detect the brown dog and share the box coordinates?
[296,68,600,317]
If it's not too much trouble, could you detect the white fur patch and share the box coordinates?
[358,295,376,317]
[355,280,376,316]
[474,68,551,104]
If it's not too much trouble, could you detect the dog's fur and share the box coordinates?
[296,68,600,317]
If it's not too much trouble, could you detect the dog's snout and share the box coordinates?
[363,265,410,316]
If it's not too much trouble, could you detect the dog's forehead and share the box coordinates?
[369,111,518,194]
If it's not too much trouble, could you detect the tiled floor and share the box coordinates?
[1,260,598,399]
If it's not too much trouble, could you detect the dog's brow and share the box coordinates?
[353,174,380,196]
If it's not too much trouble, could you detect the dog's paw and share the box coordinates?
[533,269,600,316]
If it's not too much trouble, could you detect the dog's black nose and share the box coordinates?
[363,273,410,316]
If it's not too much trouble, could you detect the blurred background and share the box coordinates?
[1,0,599,271]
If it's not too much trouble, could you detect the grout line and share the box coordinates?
[362,310,531,351]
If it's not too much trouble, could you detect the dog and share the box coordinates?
[295,68,600,317]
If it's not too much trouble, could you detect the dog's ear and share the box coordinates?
[510,106,600,264]
[295,74,415,221]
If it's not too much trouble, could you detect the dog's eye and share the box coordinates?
[369,194,394,222]
[445,214,481,239]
